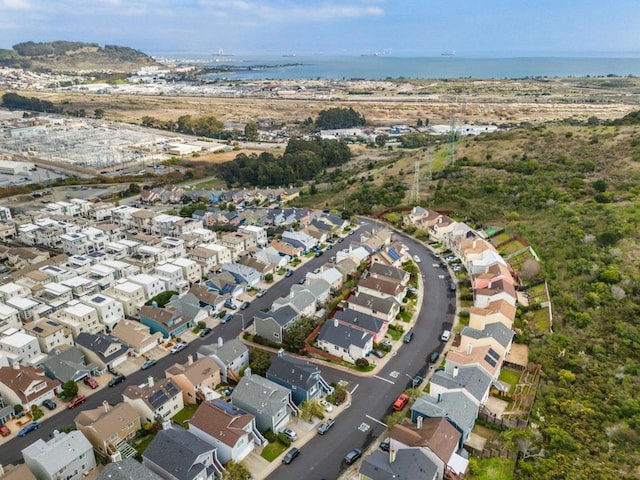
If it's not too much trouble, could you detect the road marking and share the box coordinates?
[351,383,360,394]
[389,371,400,378]
[358,422,370,432]
[365,415,388,428]
[438,274,445,279]
[373,375,395,385]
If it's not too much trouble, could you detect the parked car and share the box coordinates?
[280,427,298,442]
[403,329,414,343]
[298,277,306,284]
[381,339,393,348]
[392,393,410,412]
[199,327,213,338]
[428,350,440,364]
[285,269,294,278]
[224,300,238,310]
[343,448,363,465]
[108,374,126,387]
[67,395,87,409]
[0,424,11,437]
[282,447,300,464]
[413,255,421,263]
[379,441,390,452]
[449,281,457,291]
[409,375,423,388]
[18,422,39,437]
[141,359,157,370]
[170,342,188,354]
[319,399,333,412]
[221,313,234,324]
[314,250,323,257]
[240,301,251,310]
[256,289,267,298]
[317,418,335,435]
[42,398,56,411]
[371,349,385,358]
[83,377,99,389]
[440,330,451,342]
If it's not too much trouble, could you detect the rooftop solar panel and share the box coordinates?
[488,348,500,360]
[484,355,497,367]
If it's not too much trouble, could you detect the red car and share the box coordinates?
[83,377,99,389]
[67,395,87,409]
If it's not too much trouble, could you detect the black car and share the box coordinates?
[379,441,390,452]
[403,329,414,343]
[343,448,362,465]
[285,269,294,278]
[42,399,56,411]
[371,349,385,358]
[428,350,440,364]
[199,327,213,337]
[282,447,300,464]
[108,374,126,387]
[409,375,423,388]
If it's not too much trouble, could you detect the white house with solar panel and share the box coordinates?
[123,377,184,424]
[80,293,125,332]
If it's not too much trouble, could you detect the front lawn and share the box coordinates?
[387,324,405,340]
[467,457,516,480]
[261,441,288,462]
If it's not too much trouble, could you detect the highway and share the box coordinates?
[0,218,454,477]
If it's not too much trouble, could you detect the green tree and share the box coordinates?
[249,348,272,377]
[298,399,325,422]
[62,380,79,399]
[244,121,258,140]
[128,183,141,194]
[222,461,252,480]
[375,134,389,148]
[145,291,178,308]
[94,108,105,119]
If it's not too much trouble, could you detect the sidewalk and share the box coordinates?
[243,392,353,480]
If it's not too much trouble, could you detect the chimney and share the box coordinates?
[103,400,110,413]
[389,448,396,464]
[334,318,339,327]
[277,348,284,357]
[416,415,424,430]
[218,337,224,347]
[148,376,154,388]
[437,393,442,402]
[244,367,252,377]
[453,366,459,378]
[187,354,194,366]
[467,343,473,355]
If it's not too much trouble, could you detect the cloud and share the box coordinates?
[0,0,31,10]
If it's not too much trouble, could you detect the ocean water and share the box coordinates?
[156,53,640,80]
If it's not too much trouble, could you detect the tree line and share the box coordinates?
[217,137,351,188]
[2,92,61,113]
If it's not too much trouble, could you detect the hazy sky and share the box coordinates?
[0,0,638,56]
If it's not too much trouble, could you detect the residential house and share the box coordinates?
[467,250,508,276]
[332,308,389,344]
[219,232,254,260]
[369,263,410,286]
[238,225,268,248]
[219,262,262,288]
[96,458,163,480]
[50,300,105,338]
[411,391,478,445]
[388,416,467,477]
[170,257,202,284]
[108,281,146,318]
[306,267,343,292]
[272,289,317,319]
[269,239,303,258]
[266,352,333,406]
[201,243,232,266]
[189,247,219,276]
[0,282,30,303]
[472,262,514,290]
[142,424,223,480]
[468,299,516,331]
[84,264,117,291]
[346,292,400,323]
[0,303,21,334]
[317,319,374,363]
[128,273,166,300]
[459,322,515,358]
[335,244,370,265]
[23,318,74,354]
[189,399,265,464]
[22,430,96,480]
[80,293,125,332]
[196,338,249,383]
[474,279,517,308]
[297,279,331,306]
[445,344,502,381]
[75,333,130,372]
[255,246,289,269]
[429,365,493,408]
[5,296,41,324]
[111,320,163,357]
[61,276,99,298]
[231,374,298,433]
[154,262,189,294]
[75,402,142,459]
[164,355,220,404]
[0,464,36,480]
[357,275,406,304]
[188,285,228,318]
[253,305,299,344]
[0,328,45,366]
[33,282,73,311]
[237,256,274,278]
[205,273,245,302]
[139,305,191,339]
[123,377,184,424]
[428,215,457,242]
[41,346,98,383]
[359,449,442,480]
[334,257,358,279]
[0,365,60,408]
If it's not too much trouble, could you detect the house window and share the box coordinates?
[273,332,280,338]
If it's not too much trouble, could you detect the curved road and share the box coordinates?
[0,218,454,478]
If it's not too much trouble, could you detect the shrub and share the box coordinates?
[355,358,369,369]
[276,432,292,447]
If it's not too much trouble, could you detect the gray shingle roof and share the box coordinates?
[333,308,386,334]
[318,319,372,349]
[359,448,439,480]
[461,322,514,349]
[97,458,163,480]
[232,374,291,417]
[41,347,97,383]
[348,292,398,315]
[267,355,320,391]
[75,333,126,362]
[412,391,478,438]
[430,365,492,404]
[369,263,408,282]
[253,305,298,327]
[197,338,248,365]
[143,425,215,479]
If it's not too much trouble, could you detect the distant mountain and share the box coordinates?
[0,41,158,73]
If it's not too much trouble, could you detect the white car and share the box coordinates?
[280,427,298,442]
[440,330,451,342]
[413,255,421,263]
[170,342,188,354]
[319,399,333,412]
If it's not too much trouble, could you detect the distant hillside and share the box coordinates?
[0,41,158,73]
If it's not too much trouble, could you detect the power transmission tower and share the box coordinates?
[424,147,433,184]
